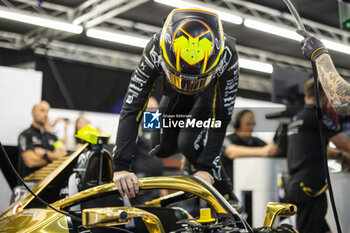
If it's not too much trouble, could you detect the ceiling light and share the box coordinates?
[321,39,350,55]
[244,18,350,56]
[87,27,272,73]
[153,0,243,25]
[240,58,273,73]
[0,7,83,34]
[244,19,302,41]
[86,28,149,48]
[155,0,350,56]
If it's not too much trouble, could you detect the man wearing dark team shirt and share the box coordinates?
[18,101,66,177]
[286,79,350,233]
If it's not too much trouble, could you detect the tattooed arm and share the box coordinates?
[315,53,350,115]
[297,30,350,115]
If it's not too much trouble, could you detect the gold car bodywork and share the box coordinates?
[0,209,69,233]
[83,207,166,233]
[51,176,228,214]
[0,143,89,220]
[263,202,297,227]
[0,143,90,233]
[0,125,296,232]
[0,176,233,233]
[0,126,112,233]
[0,175,297,233]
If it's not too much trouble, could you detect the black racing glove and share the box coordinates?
[297,30,328,62]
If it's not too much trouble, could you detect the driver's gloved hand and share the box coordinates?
[181,157,194,175]
[148,144,160,157]
[297,30,328,62]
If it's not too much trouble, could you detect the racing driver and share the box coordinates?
[113,8,239,200]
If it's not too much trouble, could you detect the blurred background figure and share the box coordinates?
[221,109,279,182]
[17,101,66,178]
[285,79,350,233]
[51,117,71,150]
[74,115,92,149]
[75,115,91,134]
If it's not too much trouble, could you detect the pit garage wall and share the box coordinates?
[0,65,42,212]
[326,172,350,233]
[0,66,42,146]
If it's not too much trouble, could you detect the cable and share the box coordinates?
[0,141,81,221]
[312,63,342,233]
[0,141,133,233]
[280,2,342,232]
[47,57,75,109]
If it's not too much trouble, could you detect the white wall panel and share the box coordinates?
[0,66,42,146]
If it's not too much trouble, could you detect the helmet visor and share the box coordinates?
[161,60,215,94]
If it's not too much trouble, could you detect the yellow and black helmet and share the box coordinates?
[160,8,224,94]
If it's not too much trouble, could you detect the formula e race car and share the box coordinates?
[0,126,299,233]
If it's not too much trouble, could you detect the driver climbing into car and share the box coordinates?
[113,8,239,201]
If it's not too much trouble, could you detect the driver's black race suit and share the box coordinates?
[113,32,239,196]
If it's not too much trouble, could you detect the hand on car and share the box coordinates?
[194,170,214,185]
[113,171,139,198]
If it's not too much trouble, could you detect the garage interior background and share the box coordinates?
[1,0,350,229]
[1,0,350,112]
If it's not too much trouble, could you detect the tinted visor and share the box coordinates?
[161,60,215,94]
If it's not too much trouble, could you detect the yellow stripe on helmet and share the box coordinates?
[173,25,213,73]
[205,13,224,73]
[160,8,224,74]
[160,10,176,70]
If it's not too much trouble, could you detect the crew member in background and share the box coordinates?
[74,115,92,149]
[113,8,239,199]
[222,109,279,182]
[51,117,71,150]
[297,30,350,115]
[286,79,350,233]
[18,101,66,177]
